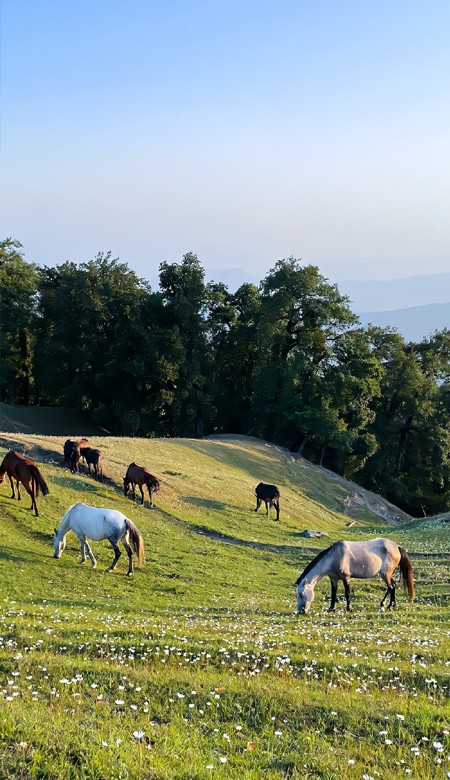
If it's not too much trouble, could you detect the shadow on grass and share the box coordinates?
[180,496,227,511]
[51,475,104,494]
[0,545,38,564]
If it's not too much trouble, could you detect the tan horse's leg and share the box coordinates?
[380,571,396,610]
[329,577,339,611]
[343,578,352,611]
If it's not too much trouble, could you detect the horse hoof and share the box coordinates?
[379,606,385,612]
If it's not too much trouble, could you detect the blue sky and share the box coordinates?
[2,0,450,285]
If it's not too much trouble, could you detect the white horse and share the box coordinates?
[53,503,144,576]
[296,538,415,614]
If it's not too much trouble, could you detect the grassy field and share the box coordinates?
[0,431,449,779]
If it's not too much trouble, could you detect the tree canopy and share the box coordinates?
[1,237,449,516]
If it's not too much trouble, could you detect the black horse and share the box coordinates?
[254,482,280,521]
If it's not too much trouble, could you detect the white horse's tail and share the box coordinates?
[126,519,144,567]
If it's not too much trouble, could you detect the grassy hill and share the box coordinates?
[0,431,449,779]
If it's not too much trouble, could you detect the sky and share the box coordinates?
[2,0,450,286]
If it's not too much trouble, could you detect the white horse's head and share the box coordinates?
[53,528,66,558]
[296,580,315,614]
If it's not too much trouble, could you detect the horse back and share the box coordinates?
[1,450,35,477]
[71,503,126,541]
[125,463,145,483]
[255,482,280,501]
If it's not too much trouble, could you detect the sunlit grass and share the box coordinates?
[0,432,449,779]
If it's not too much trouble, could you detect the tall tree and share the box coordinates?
[0,238,39,404]
[251,258,358,446]
[158,253,213,436]
[357,327,450,514]
[34,253,151,418]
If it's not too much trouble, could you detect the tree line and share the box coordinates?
[1,237,450,516]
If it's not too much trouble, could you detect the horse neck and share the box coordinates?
[57,512,72,539]
[302,557,330,588]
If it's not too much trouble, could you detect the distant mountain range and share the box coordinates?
[357,302,450,342]
[337,272,450,312]
[205,269,450,341]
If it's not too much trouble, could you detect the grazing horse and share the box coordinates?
[296,538,415,614]
[63,440,81,473]
[53,503,144,575]
[0,450,49,517]
[124,462,160,507]
[254,482,280,521]
[80,447,103,481]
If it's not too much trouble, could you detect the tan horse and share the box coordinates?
[296,538,415,613]
[0,450,49,517]
[124,463,160,507]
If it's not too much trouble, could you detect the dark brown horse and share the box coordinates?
[124,463,160,507]
[63,440,81,473]
[0,450,49,517]
[80,447,103,481]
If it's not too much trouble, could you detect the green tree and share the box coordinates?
[35,253,151,420]
[205,281,262,432]
[357,328,450,514]
[251,259,358,446]
[0,238,39,404]
[157,253,213,436]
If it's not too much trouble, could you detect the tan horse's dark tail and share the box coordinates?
[399,546,415,601]
[126,519,144,567]
[29,465,50,497]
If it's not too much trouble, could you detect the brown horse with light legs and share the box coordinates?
[0,450,50,517]
[296,538,415,614]
[124,463,160,507]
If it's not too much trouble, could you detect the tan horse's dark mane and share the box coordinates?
[296,542,340,584]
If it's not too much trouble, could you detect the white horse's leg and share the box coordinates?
[83,538,96,568]
[106,540,121,572]
[79,539,87,563]
[122,538,133,576]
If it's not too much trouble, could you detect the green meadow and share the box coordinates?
[0,432,449,779]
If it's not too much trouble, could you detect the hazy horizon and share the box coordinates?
[2,1,450,283]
